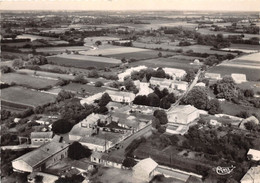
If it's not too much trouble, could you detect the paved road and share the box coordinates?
[107,124,152,158]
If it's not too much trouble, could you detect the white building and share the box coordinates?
[30,132,54,146]
[205,73,221,80]
[79,136,112,152]
[247,149,260,161]
[80,92,104,106]
[240,166,260,183]
[162,67,186,79]
[231,73,247,84]
[167,105,200,125]
[133,158,158,182]
[106,90,135,104]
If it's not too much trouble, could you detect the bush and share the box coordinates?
[73,75,88,84]
[95,81,104,87]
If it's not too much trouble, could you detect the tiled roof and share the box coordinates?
[31,132,53,139]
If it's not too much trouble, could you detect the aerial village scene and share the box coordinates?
[0,0,260,183]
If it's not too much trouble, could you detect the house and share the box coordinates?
[136,81,153,96]
[30,132,54,146]
[205,73,221,80]
[171,80,189,91]
[133,158,158,182]
[14,118,21,123]
[79,136,112,152]
[167,105,200,125]
[163,67,186,79]
[247,149,260,161]
[106,90,135,104]
[12,142,69,173]
[231,73,247,84]
[90,151,124,169]
[240,166,260,183]
[69,114,99,141]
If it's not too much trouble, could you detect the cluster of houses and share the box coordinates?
[205,72,247,84]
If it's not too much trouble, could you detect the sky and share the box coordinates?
[0,0,260,12]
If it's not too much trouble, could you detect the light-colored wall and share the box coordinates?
[12,160,33,173]
[44,148,68,169]
[31,138,52,146]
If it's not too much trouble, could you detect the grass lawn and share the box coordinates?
[130,57,201,71]
[230,44,260,50]
[1,72,58,90]
[1,86,57,108]
[47,54,121,69]
[80,46,149,55]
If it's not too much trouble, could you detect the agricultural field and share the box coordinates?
[220,101,260,116]
[1,86,57,108]
[208,52,260,81]
[130,57,201,71]
[226,43,260,51]
[20,46,92,53]
[1,72,58,90]
[237,82,260,95]
[133,42,238,55]
[0,60,14,67]
[1,40,46,47]
[17,69,75,80]
[79,46,149,56]
[61,83,107,94]
[47,54,121,69]
[40,64,91,75]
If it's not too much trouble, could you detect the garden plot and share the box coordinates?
[1,86,57,108]
[61,83,107,94]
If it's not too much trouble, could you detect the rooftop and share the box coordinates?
[168,105,198,115]
[133,158,158,173]
[30,132,54,139]
[240,166,260,183]
[13,142,69,167]
[79,136,108,146]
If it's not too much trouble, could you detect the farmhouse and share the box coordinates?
[133,158,158,182]
[79,136,113,152]
[165,124,189,135]
[30,132,54,146]
[167,105,200,125]
[12,142,69,173]
[247,149,260,161]
[231,73,247,84]
[205,73,221,80]
[149,77,188,91]
[106,90,135,104]
[171,80,189,91]
[240,166,260,183]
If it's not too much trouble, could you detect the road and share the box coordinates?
[107,124,152,158]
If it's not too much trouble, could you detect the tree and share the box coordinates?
[123,79,138,94]
[1,66,12,73]
[182,86,209,110]
[95,81,104,87]
[12,59,24,69]
[73,74,88,84]
[160,97,171,109]
[236,111,250,119]
[147,93,160,107]
[154,110,168,125]
[184,69,196,82]
[68,141,92,160]
[158,52,162,57]
[95,40,102,46]
[154,67,166,78]
[88,70,99,78]
[207,99,222,115]
[204,55,219,66]
[56,79,70,86]
[122,157,137,168]
[244,89,254,97]
[98,93,112,107]
[52,119,73,134]
[56,90,75,102]
[133,95,148,105]
[244,121,257,131]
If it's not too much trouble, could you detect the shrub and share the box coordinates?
[95,81,104,87]
[68,141,92,160]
